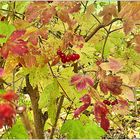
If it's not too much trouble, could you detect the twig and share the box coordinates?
[101,24,112,59]
[92,14,108,33]
[50,95,64,139]
[109,27,123,33]
[117,1,121,12]
[12,69,16,91]
[48,62,72,102]
[17,106,37,138]
[85,18,122,42]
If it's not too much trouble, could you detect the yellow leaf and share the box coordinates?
[4,54,19,75]
[121,86,135,102]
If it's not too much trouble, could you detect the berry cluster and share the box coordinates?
[103,99,118,106]
[57,50,80,63]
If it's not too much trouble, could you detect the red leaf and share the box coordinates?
[0,68,4,77]
[1,30,28,58]
[100,116,110,131]
[67,2,81,13]
[100,75,122,95]
[28,28,48,46]
[94,101,109,123]
[41,6,56,24]
[10,39,28,56]
[1,90,18,101]
[0,103,16,128]
[25,2,47,23]
[71,74,94,91]
[10,30,26,41]
[74,94,91,117]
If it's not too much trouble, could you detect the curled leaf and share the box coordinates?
[74,94,91,117]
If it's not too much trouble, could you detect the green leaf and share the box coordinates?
[15,2,30,14]
[0,22,15,44]
[2,119,28,139]
[0,89,6,94]
[17,65,49,88]
[61,120,85,139]
[84,122,105,139]
[39,79,60,124]
[61,119,106,139]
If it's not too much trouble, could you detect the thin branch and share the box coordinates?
[50,95,65,139]
[85,18,122,42]
[48,62,72,102]
[12,69,16,91]
[117,1,121,12]
[101,24,112,59]
[109,27,123,33]
[92,14,108,33]
[0,8,24,16]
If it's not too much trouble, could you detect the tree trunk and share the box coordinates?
[26,75,44,139]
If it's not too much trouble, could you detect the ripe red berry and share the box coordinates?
[60,53,66,59]
[66,55,71,62]
[114,99,118,104]
[111,101,116,105]
[103,100,111,105]
[57,50,62,55]
[71,54,77,61]
[61,58,67,63]
[111,99,118,105]
[75,54,80,60]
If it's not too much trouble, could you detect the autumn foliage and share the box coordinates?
[0,1,139,139]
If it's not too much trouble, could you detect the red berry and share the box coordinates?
[71,54,77,61]
[60,53,66,59]
[61,58,67,63]
[57,50,62,55]
[103,100,110,105]
[66,55,71,62]
[111,101,116,105]
[111,99,118,105]
[114,99,118,104]
[75,54,80,60]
